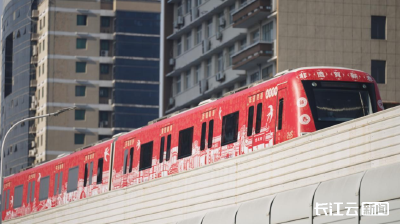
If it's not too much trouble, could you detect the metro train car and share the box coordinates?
[2,67,384,221]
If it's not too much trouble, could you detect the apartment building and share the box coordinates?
[160,0,400,116]
[1,0,160,176]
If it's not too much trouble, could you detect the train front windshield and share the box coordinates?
[303,81,377,130]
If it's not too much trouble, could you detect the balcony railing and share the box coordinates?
[233,0,272,29]
[100,73,112,80]
[30,80,37,87]
[100,97,112,104]
[232,41,274,70]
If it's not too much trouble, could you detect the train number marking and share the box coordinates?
[265,87,278,99]
[297,97,308,108]
[299,114,311,125]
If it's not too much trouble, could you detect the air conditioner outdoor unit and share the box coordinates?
[216,72,225,82]
[28,149,36,157]
[219,17,226,27]
[100,50,109,57]
[31,141,36,148]
[199,79,208,94]
[169,58,175,66]
[169,97,175,106]
[108,99,112,105]
[177,16,184,26]
[32,46,38,56]
[104,121,108,126]
[216,31,223,41]
[202,39,211,53]
[174,20,179,29]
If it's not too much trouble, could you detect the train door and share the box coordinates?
[246,92,264,153]
[274,83,288,144]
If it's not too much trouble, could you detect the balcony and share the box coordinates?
[30,80,37,87]
[233,0,273,29]
[100,27,113,34]
[168,26,247,77]
[31,56,38,64]
[29,126,37,134]
[100,73,112,80]
[31,10,39,18]
[31,33,39,41]
[232,41,274,70]
[100,97,112,104]
[167,0,236,40]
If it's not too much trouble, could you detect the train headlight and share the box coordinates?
[363,84,367,89]
[312,82,317,87]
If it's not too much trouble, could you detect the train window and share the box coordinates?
[247,106,254,136]
[140,141,153,170]
[221,111,239,146]
[129,148,134,172]
[84,163,88,187]
[200,122,206,151]
[39,176,50,201]
[59,172,63,194]
[123,149,128,175]
[208,120,214,148]
[31,182,35,203]
[67,166,79,193]
[159,137,165,163]
[6,189,10,210]
[255,103,262,134]
[54,173,58,196]
[27,182,31,204]
[166,135,171,161]
[278,99,284,130]
[178,127,194,159]
[2,190,6,211]
[89,162,93,185]
[97,158,104,184]
[13,185,23,208]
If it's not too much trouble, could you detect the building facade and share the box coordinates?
[160,0,400,116]
[1,0,160,176]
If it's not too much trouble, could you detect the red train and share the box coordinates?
[1,67,383,221]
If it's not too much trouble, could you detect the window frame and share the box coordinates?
[178,127,194,159]
[77,15,87,26]
[221,111,240,146]
[139,141,154,171]
[39,176,50,201]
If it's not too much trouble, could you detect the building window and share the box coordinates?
[252,30,260,43]
[250,72,260,83]
[207,58,212,77]
[371,60,386,84]
[262,65,273,79]
[99,87,109,97]
[195,65,201,84]
[100,40,109,51]
[77,15,87,26]
[74,134,85,145]
[75,110,86,120]
[101,17,111,27]
[229,4,236,25]
[185,0,191,14]
[240,0,247,7]
[240,38,247,50]
[186,32,192,51]
[176,76,181,94]
[262,22,273,41]
[100,64,110,74]
[371,16,386,40]
[218,52,224,72]
[218,13,225,31]
[76,62,86,73]
[177,1,183,16]
[185,72,191,89]
[196,25,202,45]
[195,0,202,6]
[177,39,182,56]
[207,19,213,38]
[76,38,87,49]
[229,46,235,66]
[75,86,86,97]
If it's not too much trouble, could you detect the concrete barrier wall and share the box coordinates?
[6,106,400,224]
